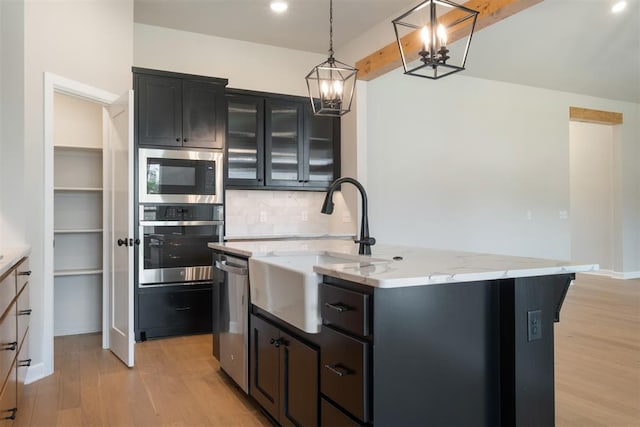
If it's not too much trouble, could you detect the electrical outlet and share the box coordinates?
[527,310,542,342]
[301,210,308,221]
[259,211,267,223]
[526,210,533,221]
[559,210,569,219]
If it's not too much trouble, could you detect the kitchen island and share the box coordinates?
[209,240,597,426]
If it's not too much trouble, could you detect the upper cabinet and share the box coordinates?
[133,68,228,149]
[226,90,340,190]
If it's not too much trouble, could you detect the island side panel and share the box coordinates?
[373,281,501,426]
[500,274,573,427]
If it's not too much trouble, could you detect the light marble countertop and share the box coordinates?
[209,240,598,288]
[0,246,31,278]
[223,233,354,242]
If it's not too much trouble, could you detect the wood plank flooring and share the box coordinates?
[14,273,640,426]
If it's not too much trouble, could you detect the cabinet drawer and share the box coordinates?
[321,327,370,423]
[321,398,363,427]
[320,283,371,337]
[138,286,212,336]
[0,273,14,321]
[0,359,17,425]
[15,258,30,296]
[17,282,30,349]
[17,333,29,407]
[0,302,17,388]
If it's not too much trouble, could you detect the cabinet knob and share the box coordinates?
[270,337,286,348]
[183,138,188,143]
[117,238,128,247]
[176,138,181,142]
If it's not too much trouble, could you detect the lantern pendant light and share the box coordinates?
[305,0,357,116]
[393,0,479,80]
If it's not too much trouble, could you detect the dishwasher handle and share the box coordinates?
[215,260,248,276]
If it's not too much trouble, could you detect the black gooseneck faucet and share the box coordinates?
[321,177,376,255]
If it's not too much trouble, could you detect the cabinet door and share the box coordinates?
[182,80,225,149]
[280,331,319,427]
[304,107,340,188]
[136,74,182,147]
[265,99,304,187]
[227,95,265,187]
[250,315,280,420]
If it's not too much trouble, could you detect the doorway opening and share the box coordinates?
[568,106,623,275]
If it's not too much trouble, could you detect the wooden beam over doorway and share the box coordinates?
[569,107,623,125]
[355,0,544,81]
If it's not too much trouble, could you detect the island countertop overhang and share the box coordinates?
[208,240,598,288]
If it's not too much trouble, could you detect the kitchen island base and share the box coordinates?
[250,273,574,426]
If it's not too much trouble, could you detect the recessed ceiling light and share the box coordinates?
[611,1,627,13]
[270,1,288,13]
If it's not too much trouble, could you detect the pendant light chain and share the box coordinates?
[328,0,334,59]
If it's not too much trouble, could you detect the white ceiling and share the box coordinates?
[134,0,640,103]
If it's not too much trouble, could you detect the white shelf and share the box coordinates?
[54,268,103,277]
[54,144,102,152]
[54,228,103,234]
[54,187,102,192]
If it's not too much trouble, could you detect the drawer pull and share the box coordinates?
[1,342,17,351]
[324,302,351,313]
[18,270,31,276]
[18,309,32,316]
[324,363,352,377]
[2,407,17,420]
[175,307,191,311]
[18,358,32,367]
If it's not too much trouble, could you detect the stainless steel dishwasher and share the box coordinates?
[213,253,249,393]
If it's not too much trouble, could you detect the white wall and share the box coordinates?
[135,24,358,238]
[0,0,25,247]
[20,0,133,380]
[570,122,616,270]
[363,69,639,273]
[134,24,325,97]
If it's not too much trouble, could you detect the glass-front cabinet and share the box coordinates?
[225,90,339,190]
[226,95,264,187]
[265,99,304,187]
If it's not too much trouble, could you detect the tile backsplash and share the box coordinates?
[225,190,356,238]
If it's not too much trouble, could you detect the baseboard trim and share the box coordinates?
[25,362,50,385]
[583,270,640,280]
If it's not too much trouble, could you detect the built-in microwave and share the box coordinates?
[138,148,223,204]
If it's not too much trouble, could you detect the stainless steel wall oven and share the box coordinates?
[138,204,223,287]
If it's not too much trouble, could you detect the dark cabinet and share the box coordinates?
[136,284,213,341]
[250,314,319,426]
[226,90,340,190]
[134,68,227,149]
[226,95,265,186]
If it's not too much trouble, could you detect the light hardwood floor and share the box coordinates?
[14,273,640,426]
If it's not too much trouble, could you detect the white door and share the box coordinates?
[107,90,135,367]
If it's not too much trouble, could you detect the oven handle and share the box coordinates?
[139,220,224,227]
[215,260,248,276]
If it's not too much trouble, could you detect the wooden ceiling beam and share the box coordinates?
[355,0,544,81]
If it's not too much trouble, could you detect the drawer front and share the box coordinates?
[138,286,213,332]
[0,302,17,389]
[321,327,370,423]
[17,332,30,405]
[0,359,17,425]
[0,272,15,321]
[320,284,370,337]
[15,258,30,296]
[17,282,30,349]
[321,398,363,427]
